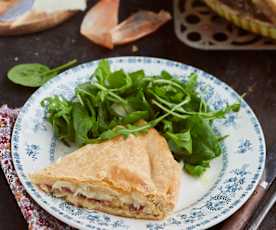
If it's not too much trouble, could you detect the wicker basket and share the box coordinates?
[204,0,276,39]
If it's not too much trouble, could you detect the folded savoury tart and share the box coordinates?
[29,128,181,220]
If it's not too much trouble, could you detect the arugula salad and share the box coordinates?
[41,60,240,176]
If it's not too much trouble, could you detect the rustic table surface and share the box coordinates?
[0,0,275,229]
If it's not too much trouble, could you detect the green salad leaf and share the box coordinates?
[184,163,209,177]
[165,131,192,154]
[41,59,240,177]
[8,59,77,87]
[41,96,74,145]
[72,102,96,146]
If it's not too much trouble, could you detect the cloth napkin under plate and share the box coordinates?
[0,105,73,230]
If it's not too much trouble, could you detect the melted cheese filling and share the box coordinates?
[49,181,147,211]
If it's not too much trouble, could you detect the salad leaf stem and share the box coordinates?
[152,100,190,119]
[93,82,128,105]
[42,59,77,77]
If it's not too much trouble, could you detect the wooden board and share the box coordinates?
[0,10,76,36]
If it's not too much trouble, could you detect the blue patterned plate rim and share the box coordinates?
[11,56,266,230]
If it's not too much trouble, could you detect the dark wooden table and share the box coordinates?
[0,0,275,229]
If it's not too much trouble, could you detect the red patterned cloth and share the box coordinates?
[0,105,73,230]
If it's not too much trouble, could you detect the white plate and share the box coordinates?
[12,57,266,230]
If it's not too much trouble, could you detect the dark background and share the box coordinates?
[0,0,275,229]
